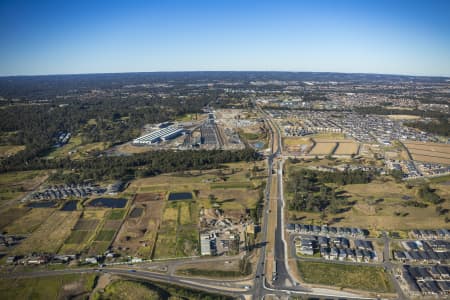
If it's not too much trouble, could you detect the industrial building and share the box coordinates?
[200,233,216,256]
[132,125,185,145]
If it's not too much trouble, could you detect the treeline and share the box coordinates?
[0,93,214,169]
[405,118,449,137]
[2,149,260,182]
[286,168,375,213]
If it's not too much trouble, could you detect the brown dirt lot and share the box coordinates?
[112,193,164,257]
[405,142,450,165]
[309,142,337,155]
[103,220,122,230]
[334,142,360,155]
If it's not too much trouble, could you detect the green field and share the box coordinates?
[13,211,81,255]
[0,170,47,202]
[88,241,110,255]
[94,278,233,300]
[286,164,450,231]
[3,208,53,234]
[108,209,126,220]
[176,268,243,278]
[0,274,96,300]
[297,261,394,293]
[65,230,91,244]
[95,230,116,241]
[210,182,253,189]
[153,201,198,258]
[0,208,30,230]
[45,135,110,160]
[93,280,160,300]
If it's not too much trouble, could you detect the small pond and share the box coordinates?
[27,201,56,208]
[168,192,193,201]
[61,200,78,211]
[88,198,127,208]
[253,141,265,149]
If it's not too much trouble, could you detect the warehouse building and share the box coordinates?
[132,125,185,145]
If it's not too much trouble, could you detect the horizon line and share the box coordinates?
[1,70,449,79]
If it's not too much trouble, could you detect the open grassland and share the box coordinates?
[115,142,154,154]
[404,141,450,165]
[174,258,244,278]
[14,211,81,254]
[283,137,313,154]
[0,170,48,203]
[431,179,450,202]
[283,137,312,147]
[95,227,116,243]
[45,135,83,158]
[45,135,110,159]
[74,219,100,231]
[0,273,96,300]
[288,179,450,232]
[95,277,233,300]
[210,181,253,189]
[4,208,54,234]
[0,145,25,158]
[132,162,264,211]
[88,241,110,256]
[0,207,30,230]
[334,142,360,155]
[65,230,91,244]
[108,209,126,220]
[95,230,116,241]
[309,142,337,155]
[297,261,394,293]
[93,279,160,300]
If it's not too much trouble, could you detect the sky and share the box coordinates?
[1,0,450,77]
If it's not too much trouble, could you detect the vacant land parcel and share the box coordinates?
[113,193,164,257]
[404,141,450,165]
[334,141,360,156]
[60,210,105,254]
[13,211,81,254]
[297,261,394,294]
[288,179,450,231]
[127,162,265,258]
[0,273,96,300]
[153,200,198,259]
[309,142,337,156]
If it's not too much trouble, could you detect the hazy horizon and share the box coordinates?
[1,70,450,79]
[1,0,450,77]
